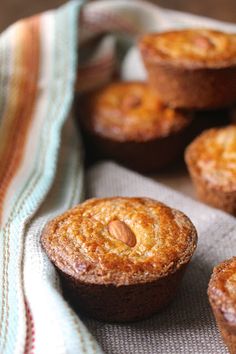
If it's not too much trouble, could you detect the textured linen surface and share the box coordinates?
[85,162,236,354]
[0,0,236,353]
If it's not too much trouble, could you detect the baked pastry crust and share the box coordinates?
[41,197,197,322]
[80,81,190,142]
[77,81,193,173]
[185,125,236,215]
[208,258,236,354]
[41,197,197,285]
[140,29,236,68]
[139,29,236,109]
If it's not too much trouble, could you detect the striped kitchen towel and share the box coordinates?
[0,1,236,353]
[0,1,101,353]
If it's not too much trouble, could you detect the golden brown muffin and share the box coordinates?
[41,197,197,322]
[208,257,236,354]
[139,29,236,109]
[185,125,236,215]
[77,81,194,173]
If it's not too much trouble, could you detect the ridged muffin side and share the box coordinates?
[139,29,236,109]
[185,125,236,215]
[208,257,236,354]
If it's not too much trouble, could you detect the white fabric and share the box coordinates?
[24,118,103,354]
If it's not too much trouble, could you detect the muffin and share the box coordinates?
[41,197,197,322]
[139,29,236,109]
[185,125,236,215]
[77,81,194,173]
[208,257,236,353]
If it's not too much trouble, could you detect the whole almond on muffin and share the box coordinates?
[41,197,197,322]
[139,29,236,109]
[76,81,194,173]
[208,257,236,354]
[108,220,137,247]
[185,125,236,215]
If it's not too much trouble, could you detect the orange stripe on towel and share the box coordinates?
[0,17,40,221]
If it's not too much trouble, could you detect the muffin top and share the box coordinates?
[41,197,197,286]
[185,126,236,192]
[79,82,192,142]
[139,29,236,68]
[208,257,236,324]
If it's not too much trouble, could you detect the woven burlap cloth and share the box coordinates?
[83,161,236,354]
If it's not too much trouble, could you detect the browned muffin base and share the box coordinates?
[208,259,236,354]
[60,265,187,322]
[211,306,236,354]
[79,123,195,173]
[82,108,229,171]
[142,62,236,109]
[188,170,236,215]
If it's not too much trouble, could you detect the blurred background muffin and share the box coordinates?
[139,29,236,109]
[77,81,195,173]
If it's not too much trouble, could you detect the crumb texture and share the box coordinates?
[41,197,197,285]
[80,82,191,142]
[208,257,236,324]
[186,125,236,191]
[140,29,236,67]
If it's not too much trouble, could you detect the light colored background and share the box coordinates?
[1,0,236,32]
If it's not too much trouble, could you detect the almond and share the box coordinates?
[122,95,141,110]
[108,220,136,247]
[193,35,214,50]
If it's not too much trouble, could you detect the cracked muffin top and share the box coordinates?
[185,126,236,192]
[208,257,236,325]
[79,81,192,142]
[41,197,197,286]
[139,29,236,68]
